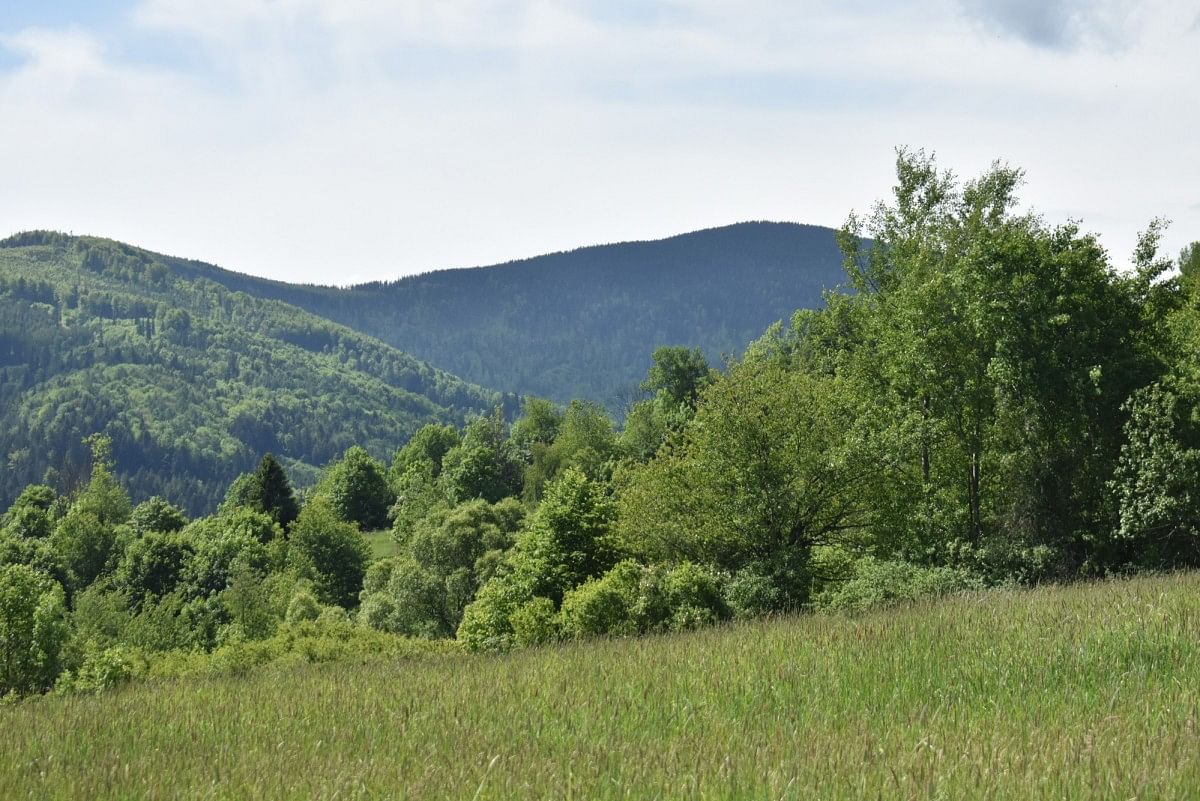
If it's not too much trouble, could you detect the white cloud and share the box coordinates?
[0,0,1196,283]
[956,0,1144,50]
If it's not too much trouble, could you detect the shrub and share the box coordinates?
[57,645,143,695]
[813,557,982,614]
[147,619,458,681]
[558,560,730,640]
[285,587,321,623]
[658,561,728,632]
[558,561,641,639]
[456,570,535,652]
[0,564,70,695]
[510,598,559,646]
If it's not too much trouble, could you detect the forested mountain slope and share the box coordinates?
[0,233,511,515]
[142,222,848,405]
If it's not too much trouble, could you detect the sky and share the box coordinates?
[0,1,1197,285]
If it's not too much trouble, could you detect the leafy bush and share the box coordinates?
[558,561,642,639]
[0,564,69,695]
[510,597,559,646]
[57,645,143,695]
[147,619,457,681]
[558,560,729,640]
[285,586,321,623]
[813,558,982,614]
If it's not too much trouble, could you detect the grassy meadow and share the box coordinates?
[363,529,402,561]
[3,572,1199,800]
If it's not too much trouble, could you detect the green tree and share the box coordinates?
[361,497,523,637]
[522,400,617,502]
[1,485,58,540]
[1109,385,1200,568]
[617,355,878,609]
[458,468,617,650]
[621,347,714,462]
[390,424,461,483]
[0,564,69,695]
[440,410,522,505]
[287,500,370,609]
[316,446,395,531]
[115,531,195,607]
[128,497,188,536]
[509,398,563,461]
[181,513,276,599]
[830,149,1153,572]
[223,454,300,529]
[641,346,715,409]
[73,434,133,527]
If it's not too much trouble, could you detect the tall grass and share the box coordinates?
[3,573,1199,799]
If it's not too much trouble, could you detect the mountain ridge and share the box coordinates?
[0,233,511,514]
[11,221,846,406]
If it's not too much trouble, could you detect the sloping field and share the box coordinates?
[3,573,1198,800]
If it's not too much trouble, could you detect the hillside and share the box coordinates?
[0,232,511,515]
[142,222,849,406]
[3,573,1196,800]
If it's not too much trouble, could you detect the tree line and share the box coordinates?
[3,150,1199,696]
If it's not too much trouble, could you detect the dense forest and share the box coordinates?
[0,234,511,515]
[3,151,1200,699]
[126,222,848,405]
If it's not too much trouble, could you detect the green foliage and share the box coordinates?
[0,236,506,516]
[390,424,460,482]
[641,346,715,408]
[56,644,142,695]
[509,398,563,459]
[0,564,69,695]
[314,446,395,531]
[285,586,322,624]
[41,437,132,593]
[224,455,300,529]
[114,531,195,606]
[361,498,524,638]
[51,512,123,595]
[509,597,560,646]
[128,496,188,536]
[558,560,729,640]
[1,485,59,539]
[287,501,370,609]
[181,513,276,599]
[219,568,291,641]
[513,468,618,604]
[521,400,618,503]
[831,149,1153,570]
[69,584,133,650]
[143,618,456,682]
[122,591,222,653]
[1109,384,1200,567]
[457,469,616,650]
[439,410,522,505]
[812,557,982,614]
[558,561,643,639]
[617,358,871,609]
